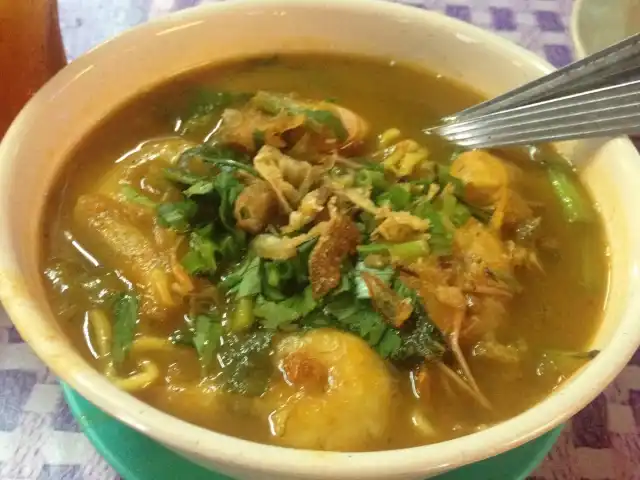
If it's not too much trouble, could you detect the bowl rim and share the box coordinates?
[570,0,588,58]
[571,0,633,59]
[1,0,640,478]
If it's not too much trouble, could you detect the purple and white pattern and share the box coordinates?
[1,0,638,478]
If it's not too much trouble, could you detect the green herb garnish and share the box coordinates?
[111,293,139,367]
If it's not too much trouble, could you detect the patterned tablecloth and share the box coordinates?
[0,0,638,479]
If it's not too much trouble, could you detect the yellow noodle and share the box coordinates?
[149,268,176,307]
[87,309,115,378]
[378,128,401,149]
[112,360,160,392]
[88,309,112,357]
[170,242,194,297]
[132,336,179,353]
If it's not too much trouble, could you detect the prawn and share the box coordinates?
[261,328,394,451]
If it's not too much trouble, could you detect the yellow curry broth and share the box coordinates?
[41,54,608,451]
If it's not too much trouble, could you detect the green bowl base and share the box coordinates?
[61,382,561,480]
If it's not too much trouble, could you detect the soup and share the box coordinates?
[41,54,608,451]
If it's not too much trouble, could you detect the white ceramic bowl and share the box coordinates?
[571,0,640,57]
[1,1,640,479]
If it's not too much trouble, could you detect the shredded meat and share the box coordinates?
[216,107,305,152]
[309,215,361,298]
[329,182,380,215]
[253,222,328,260]
[330,104,369,153]
[253,146,302,213]
[253,145,323,214]
[373,211,430,242]
[234,180,280,234]
[246,92,368,154]
[282,187,330,234]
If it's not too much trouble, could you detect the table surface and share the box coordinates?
[1,1,639,479]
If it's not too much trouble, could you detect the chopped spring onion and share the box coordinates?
[376,184,412,210]
[357,239,430,260]
[355,169,388,191]
[547,165,592,223]
[230,297,255,332]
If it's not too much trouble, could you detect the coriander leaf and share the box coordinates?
[120,185,157,208]
[238,256,262,298]
[254,298,299,329]
[111,293,139,367]
[262,284,287,302]
[221,253,255,291]
[212,171,245,230]
[281,285,317,316]
[156,199,197,232]
[299,310,334,329]
[182,227,218,275]
[254,286,317,330]
[332,266,353,295]
[193,313,224,372]
[218,234,244,261]
[324,293,361,321]
[413,199,452,256]
[181,145,258,176]
[349,306,387,346]
[168,164,245,234]
[377,328,403,358]
[324,296,388,347]
[224,255,262,298]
